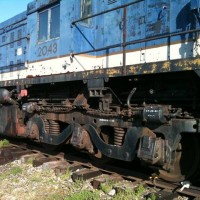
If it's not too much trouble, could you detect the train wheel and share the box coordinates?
[159,134,200,182]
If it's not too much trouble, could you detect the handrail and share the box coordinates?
[71,0,144,25]
[73,28,200,56]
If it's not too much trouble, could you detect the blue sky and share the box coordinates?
[0,0,31,23]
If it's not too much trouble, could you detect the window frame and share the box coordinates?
[38,9,49,43]
[50,5,60,39]
[80,0,92,26]
[38,4,60,43]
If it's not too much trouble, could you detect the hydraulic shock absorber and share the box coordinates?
[114,127,125,146]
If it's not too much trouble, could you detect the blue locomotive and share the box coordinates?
[0,0,200,182]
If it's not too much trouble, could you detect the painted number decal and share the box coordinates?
[38,43,57,57]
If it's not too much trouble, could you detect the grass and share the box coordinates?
[73,178,85,189]
[0,149,158,200]
[9,166,23,175]
[99,181,151,200]
[26,157,34,165]
[61,167,72,180]
[30,173,42,182]
[0,139,10,148]
[64,190,100,200]
[99,180,115,194]
[63,177,142,200]
[146,193,157,200]
[134,184,146,197]
[0,166,23,180]
[112,189,137,200]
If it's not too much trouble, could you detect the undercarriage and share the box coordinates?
[0,70,200,182]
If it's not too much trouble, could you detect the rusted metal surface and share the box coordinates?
[73,94,89,109]
[0,105,25,136]
[1,57,200,88]
[178,186,200,197]
[153,190,179,200]
[145,178,200,198]
[70,126,94,154]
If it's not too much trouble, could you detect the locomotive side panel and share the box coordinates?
[170,0,200,60]
[1,0,200,80]
[26,1,62,76]
[0,12,27,80]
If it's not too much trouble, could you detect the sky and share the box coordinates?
[0,0,31,23]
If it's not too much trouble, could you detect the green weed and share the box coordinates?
[0,139,10,148]
[134,184,145,197]
[26,157,34,165]
[64,189,100,200]
[112,184,146,200]
[61,167,72,180]
[113,188,136,200]
[73,178,85,188]
[99,180,114,194]
[9,166,23,175]
[30,174,41,182]
[146,192,158,200]
[0,166,23,180]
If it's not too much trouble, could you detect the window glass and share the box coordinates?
[81,0,92,25]
[39,10,48,42]
[38,5,60,42]
[2,35,5,43]
[17,29,22,46]
[50,5,60,39]
[10,32,14,48]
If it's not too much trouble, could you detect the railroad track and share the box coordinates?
[0,141,200,199]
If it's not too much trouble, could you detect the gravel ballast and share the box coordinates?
[0,155,189,200]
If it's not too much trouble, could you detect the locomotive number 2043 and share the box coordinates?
[38,43,57,57]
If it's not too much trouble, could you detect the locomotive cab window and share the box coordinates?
[81,0,92,25]
[38,4,60,42]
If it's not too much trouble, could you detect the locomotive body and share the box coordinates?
[0,0,200,182]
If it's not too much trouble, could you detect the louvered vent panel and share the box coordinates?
[108,0,117,5]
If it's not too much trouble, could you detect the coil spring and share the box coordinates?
[49,120,60,134]
[114,127,125,146]
[44,119,50,134]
